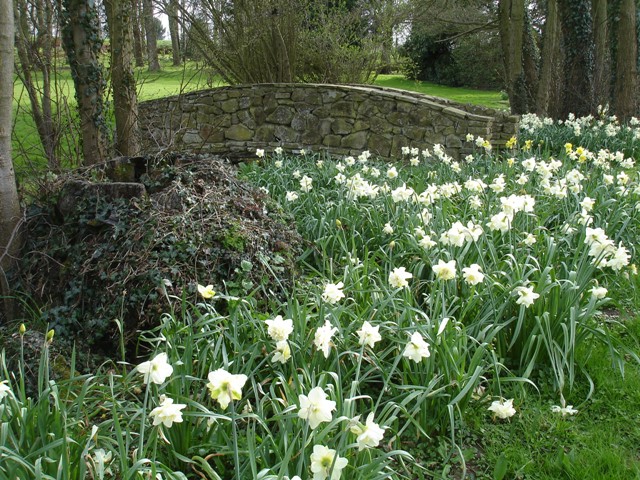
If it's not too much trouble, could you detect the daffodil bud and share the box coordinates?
[46,329,55,343]
[19,324,26,336]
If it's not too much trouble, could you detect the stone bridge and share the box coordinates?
[139,83,518,160]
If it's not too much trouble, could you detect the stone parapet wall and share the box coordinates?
[139,83,519,160]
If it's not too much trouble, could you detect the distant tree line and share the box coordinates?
[403,0,639,119]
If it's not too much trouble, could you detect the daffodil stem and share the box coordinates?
[230,397,241,480]
[139,382,151,456]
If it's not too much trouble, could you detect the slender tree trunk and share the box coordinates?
[132,0,145,67]
[537,0,563,116]
[592,0,609,108]
[14,0,59,170]
[613,0,638,119]
[104,0,140,156]
[522,10,540,111]
[557,0,595,117]
[59,0,110,165]
[168,0,181,66]
[143,0,160,71]
[1,0,22,319]
[499,0,527,113]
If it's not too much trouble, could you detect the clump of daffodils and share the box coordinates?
[310,445,348,480]
[488,398,516,419]
[403,332,431,362]
[298,386,336,429]
[149,395,186,428]
[314,320,338,358]
[350,413,385,450]
[322,282,345,305]
[206,369,248,410]
[137,353,174,385]
[389,267,412,289]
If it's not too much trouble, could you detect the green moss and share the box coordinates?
[221,223,247,252]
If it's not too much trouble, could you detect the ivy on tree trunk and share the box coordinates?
[58,0,110,165]
[557,0,595,117]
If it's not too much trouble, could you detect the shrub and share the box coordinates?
[11,156,303,352]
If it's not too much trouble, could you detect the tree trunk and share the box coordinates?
[168,0,181,66]
[59,0,110,165]
[592,0,609,108]
[536,0,563,117]
[1,0,22,319]
[143,0,160,71]
[14,0,59,170]
[612,0,638,119]
[132,0,145,67]
[499,0,528,114]
[522,10,540,111]
[104,0,140,156]
[557,0,595,117]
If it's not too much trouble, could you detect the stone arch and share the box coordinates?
[139,83,518,160]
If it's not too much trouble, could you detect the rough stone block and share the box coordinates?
[199,125,225,143]
[353,120,370,132]
[301,131,322,145]
[313,106,331,117]
[250,107,266,125]
[203,105,223,115]
[266,106,294,125]
[221,99,239,113]
[329,101,355,117]
[368,134,392,157]
[58,180,147,220]
[445,134,463,148]
[341,131,367,149]
[225,124,254,141]
[319,119,333,136]
[369,116,391,134]
[292,89,321,104]
[182,130,203,144]
[255,125,276,142]
[322,89,345,103]
[387,112,407,127]
[403,126,424,141]
[237,110,256,129]
[323,134,342,148]
[331,118,353,135]
[291,112,319,132]
[357,101,378,116]
[396,101,416,113]
[391,136,409,156]
[274,125,297,143]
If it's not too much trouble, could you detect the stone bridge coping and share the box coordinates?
[139,83,518,160]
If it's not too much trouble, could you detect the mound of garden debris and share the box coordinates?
[12,154,303,355]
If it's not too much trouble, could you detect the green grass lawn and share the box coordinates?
[12,59,216,177]
[374,74,510,111]
[475,316,640,480]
